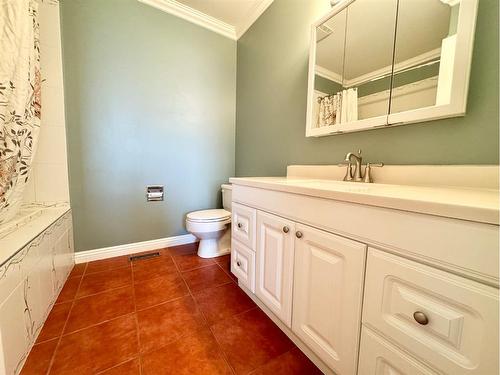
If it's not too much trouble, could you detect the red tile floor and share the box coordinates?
[21,243,323,375]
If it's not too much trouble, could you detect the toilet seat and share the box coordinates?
[187,209,231,223]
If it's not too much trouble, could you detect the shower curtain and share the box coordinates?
[0,0,41,225]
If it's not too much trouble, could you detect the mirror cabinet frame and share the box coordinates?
[305,0,479,137]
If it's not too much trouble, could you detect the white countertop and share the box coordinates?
[0,204,71,266]
[229,177,499,225]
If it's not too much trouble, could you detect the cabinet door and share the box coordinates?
[292,224,367,375]
[255,211,295,327]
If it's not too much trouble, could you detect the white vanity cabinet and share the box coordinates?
[229,176,499,375]
[255,211,295,327]
[292,224,366,374]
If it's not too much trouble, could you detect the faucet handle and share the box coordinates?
[363,162,384,183]
[338,162,353,181]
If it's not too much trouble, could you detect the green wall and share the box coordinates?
[61,0,236,251]
[235,0,499,177]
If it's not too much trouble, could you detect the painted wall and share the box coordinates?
[61,0,236,251]
[235,0,499,177]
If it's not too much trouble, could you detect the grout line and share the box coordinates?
[175,252,237,375]
[94,357,140,375]
[130,254,143,375]
[45,270,85,375]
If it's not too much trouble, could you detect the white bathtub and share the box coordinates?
[0,203,74,374]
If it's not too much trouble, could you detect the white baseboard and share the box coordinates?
[74,234,198,264]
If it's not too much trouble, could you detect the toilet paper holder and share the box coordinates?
[146,185,164,201]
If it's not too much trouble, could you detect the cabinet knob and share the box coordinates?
[237,222,242,229]
[283,226,290,233]
[236,260,241,267]
[413,311,429,325]
[295,231,303,239]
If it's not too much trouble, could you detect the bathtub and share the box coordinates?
[0,203,74,374]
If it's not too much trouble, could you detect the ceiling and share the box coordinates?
[141,0,274,40]
[178,0,268,28]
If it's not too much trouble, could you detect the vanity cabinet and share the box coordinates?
[292,224,366,374]
[230,179,499,375]
[255,211,295,328]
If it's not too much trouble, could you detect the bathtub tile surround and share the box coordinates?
[0,210,73,375]
[24,0,69,205]
[20,243,321,374]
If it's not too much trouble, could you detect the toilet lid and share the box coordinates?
[187,209,231,222]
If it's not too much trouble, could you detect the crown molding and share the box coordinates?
[236,0,274,39]
[315,65,343,84]
[138,0,237,40]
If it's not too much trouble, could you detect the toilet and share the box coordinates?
[186,184,232,258]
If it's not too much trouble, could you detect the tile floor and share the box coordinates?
[21,243,323,375]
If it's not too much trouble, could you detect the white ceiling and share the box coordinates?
[145,0,274,39]
[178,0,267,27]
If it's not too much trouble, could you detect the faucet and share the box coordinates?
[341,150,383,183]
[344,150,363,182]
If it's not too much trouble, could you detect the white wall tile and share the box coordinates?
[22,173,36,203]
[36,126,67,164]
[38,1,61,49]
[24,1,70,206]
[34,163,70,203]
[40,84,65,127]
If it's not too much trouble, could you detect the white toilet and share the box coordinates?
[185,184,232,258]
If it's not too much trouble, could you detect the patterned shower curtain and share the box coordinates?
[0,0,41,225]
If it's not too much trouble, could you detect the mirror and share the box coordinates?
[306,0,478,137]
[390,0,457,114]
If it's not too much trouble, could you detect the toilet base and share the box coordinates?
[197,239,230,258]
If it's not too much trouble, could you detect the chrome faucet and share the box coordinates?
[341,150,383,183]
[344,150,364,182]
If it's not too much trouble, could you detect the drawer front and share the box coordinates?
[232,203,256,250]
[363,248,499,375]
[358,327,439,375]
[231,240,255,293]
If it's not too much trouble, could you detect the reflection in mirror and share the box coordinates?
[390,0,456,114]
[313,8,346,128]
[342,0,398,121]
[312,0,398,129]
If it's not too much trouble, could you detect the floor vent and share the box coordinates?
[129,252,160,262]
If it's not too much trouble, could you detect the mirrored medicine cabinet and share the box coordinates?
[306,0,479,137]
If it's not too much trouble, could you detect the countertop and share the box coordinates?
[229,177,499,225]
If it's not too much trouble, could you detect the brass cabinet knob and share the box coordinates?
[236,260,241,267]
[295,231,303,239]
[413,311,429,325]
[283,226,290,233]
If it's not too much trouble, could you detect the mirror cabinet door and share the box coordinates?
[342,0,398,122]
[390,0,458,115]
[313,8,347,129]
[307,0,477,137]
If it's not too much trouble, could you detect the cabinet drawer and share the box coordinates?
[231,240,255,293]
[358,327,439,375]
[232,203,256,250]
[363,248,499,375]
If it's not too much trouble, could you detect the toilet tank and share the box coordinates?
[221,184,232,211]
